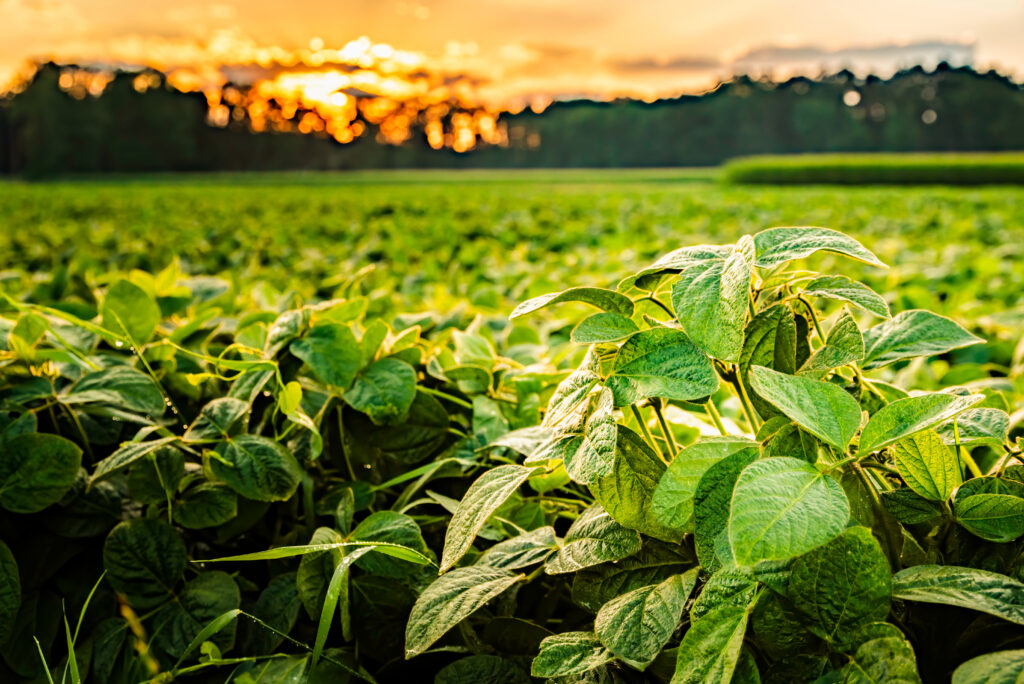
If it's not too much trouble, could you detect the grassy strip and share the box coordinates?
[723,153,1024,185]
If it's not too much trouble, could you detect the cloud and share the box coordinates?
[731,39,975,72]
[608,55,721,73]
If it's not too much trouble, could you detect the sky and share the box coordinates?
[3,0,1024,104]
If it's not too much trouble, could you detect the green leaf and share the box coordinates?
[838,631,921,683]
[102,279,161,343]
[531,631,614,678]
[477,527,558,570]
[571,541,695,612]
[799,307,864,375]
[563,388,617,485]
[296,528,344,620]
[689,569,758,622]
[174,484,237,529]
[670,602,750,684]
[441,465,538,572]
[350,511,431,578]
[952,649,1024,684]
[65,366,165,415]
[617,244,732,292]
[955,494,1024,543]
[753,227,886,268]
[404,566,523,657]
[611,328,719,402]
[595,570,697,669]
[790,527,891,648]
[862,310,983,369]
[543,363,599,429]
[739,305,798,420]
[591,426,680,542]
[881,488,944,525]
[510,287,635,320]
[858,392,984,455]
[748,365,861,450]
[571,313,639,344]
[103,518,186,609]
[90,436,178,483]
[0,540,20,645]
[728,457,850,566]
[937,408,1010,448]
[0,432,81,513]
[153,571,240,659]
[893,565,1024,625]
[694,449,760,572]
[891,430,961,501]
[671,246,751,362]
[211,435,303,502]
[183,397,248,440]
[290,323,362,389]
[801,275,890,318]
[652,438,759,535]
[312,546,373,665]
[344,358,417,425]
[436,655,530,684]
[545,505,642,575]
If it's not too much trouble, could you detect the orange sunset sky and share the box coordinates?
[4,0,1024,104]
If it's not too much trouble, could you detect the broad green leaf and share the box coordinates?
[436,655,530,684]
[441,465,538,572]
[591,427,680,542]
[211,435,303,502]
[750,592,818,659]
[728,457,850,566]
[938,408,1010,448]
[563,388,617,485]
[531,631,614,678]
[0,432,81,513]
[652,438,758,535]
[952,649,1024,684]
[790,527,891,648]
[90,436,178,483]
[689,569,757,622]
[595,570,697,669]
[881,488,944,525]
[290,323,362,389]
[542,363,599,429]
[671,246,751,362]
[404,566,523,657]
[748,365,861,450]
[893,565,1024,625]
[858,392,983,455]
[103,518,186,609]
[129,447,184,506]
[839,632,921,683]
[477,527,558,570]
[0,540,19,645]
[739,305,798,420]
[670,602,750,684]
[351,390,450,464]
[862,310,983,369]
[571,313,639,344]
[183,397,249,442]
[510,287,635,320]
[611,328,719,402]
[64,366,165,415]
[802,275,890,318]
[753,227,886,268]
[571,541,695,612]
[545,505,642,575]
[173,483,237,529]
[297,528,344,619]
[617,244,732,292]
[153,571,240,659]
[344,358,417,425]
[892,430,961,501]
[799,307,864,375]
[694,449,760,572]
[102,279,161,343]
[351,511,431,578]
[955,494,1024,543]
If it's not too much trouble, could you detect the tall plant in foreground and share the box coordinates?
[410,227,1024,683]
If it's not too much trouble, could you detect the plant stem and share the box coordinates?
[705,401,727,436]
[953,417,984,479]
[641,294,674,318]
[419,386,473,410]
[729,367,761,432]
[630,404,667,462]
[854,464,901,570]
[798,295,825,342]
[652,401,678,458]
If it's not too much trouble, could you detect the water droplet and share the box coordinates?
[114,340,124,348]
[262,391,271,397]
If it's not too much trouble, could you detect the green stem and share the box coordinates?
[641,294,675,318]
[630,404,667,462]
[953,417,984,479]
[860,461,902,478]
[798,295,825,342]
[855,465,901,570]
[419,386,473,410]
[705,401,727,436]
[652,401,678,458]
[729,368,761,432]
